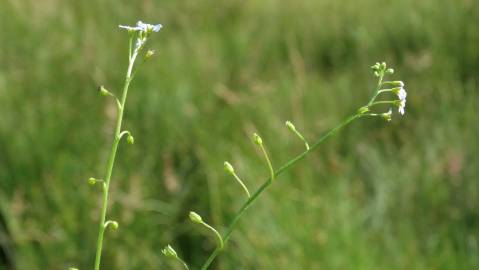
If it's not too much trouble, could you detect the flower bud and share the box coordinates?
[69,268,79,270]
[88,177,97,185]
[162,245,178,258]
[386,68,394,75]
[381,109,392,122]
[223,161,235,175]
[145,49,155,58]
[189,211,203,224]
[127,134,135,145]
[253,133,263,146]
[104,220,119,231]
[285,121,295,132]
[98,85,111,96]
[111,221,119,230]
[357,106,369,114]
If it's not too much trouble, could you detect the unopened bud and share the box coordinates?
[145,49,155,58]
[98,85,111,96]
[386,68,394,75]
[223,161,235,175]
[285,121,295,131]
[127,134,135,145]
[162,245,178,258]
[381,109,392,122]
[189,211,203,224]
[111,221,119,230]
[253,133,263,146]
[357,106,369,114]
[88,177,97,185]
[105,220,119,231]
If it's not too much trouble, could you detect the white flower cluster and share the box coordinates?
[394,82,407,115]
[119,21,163,53]
[366,62,408,122]
[119,21,162,33]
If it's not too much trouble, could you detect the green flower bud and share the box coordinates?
[69,268,79,270]
[381,109,392,122]
[223,161,235,175]
[98,85,111,96]
[162,245,178,258]
[127,134,135,145]
[88,177,97,185]
[357,106,369,114]
[104,220,119,231]
[189,211,203,224]
[110,221,119,230]
[386,68,394,75]
[253,133,263,146]
[285,121,295,132]
[145,49,155,58]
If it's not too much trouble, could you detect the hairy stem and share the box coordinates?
[199,113,361,270]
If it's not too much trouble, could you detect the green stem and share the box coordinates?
[199,113,361,270]
[292,129,310,150]
[93,38,139,270]
[370,100,398,106]
[367,73,384,106]
[259,144,274,182]
[232,173,251,198]
[177,258,190,270]
[202,222,224,249]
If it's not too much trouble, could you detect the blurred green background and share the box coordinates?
[0,0,478,269]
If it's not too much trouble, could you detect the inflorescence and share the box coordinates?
[162,61,407,270]
[73,20,163,270]
[74,20,407,270]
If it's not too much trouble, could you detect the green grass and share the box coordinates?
[0,0,478,269]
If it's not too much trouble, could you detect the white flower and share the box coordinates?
[119,21,162,33]
[391,85,407,115]
[381,109,392,121]
[398,99,406,115]
[137,21,162,32]
[397,86,407,101]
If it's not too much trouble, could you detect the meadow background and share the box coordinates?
[0,0,478,269]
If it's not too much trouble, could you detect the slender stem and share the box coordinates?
[232,173,251,198]
[177,258,190,270]
[93,37,138,270]
[199,113,361,270]
[118,130,131,140]
[370,100,398,106]
[367,73,384,106]
[292,129,310,150]
[258,144,274,182]
[202,222,224,249]
[377,88,395,94]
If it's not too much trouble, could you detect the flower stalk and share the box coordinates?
[198,61,407,270]
[92,21,162,270]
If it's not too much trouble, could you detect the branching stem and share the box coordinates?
[199,113,361,270]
